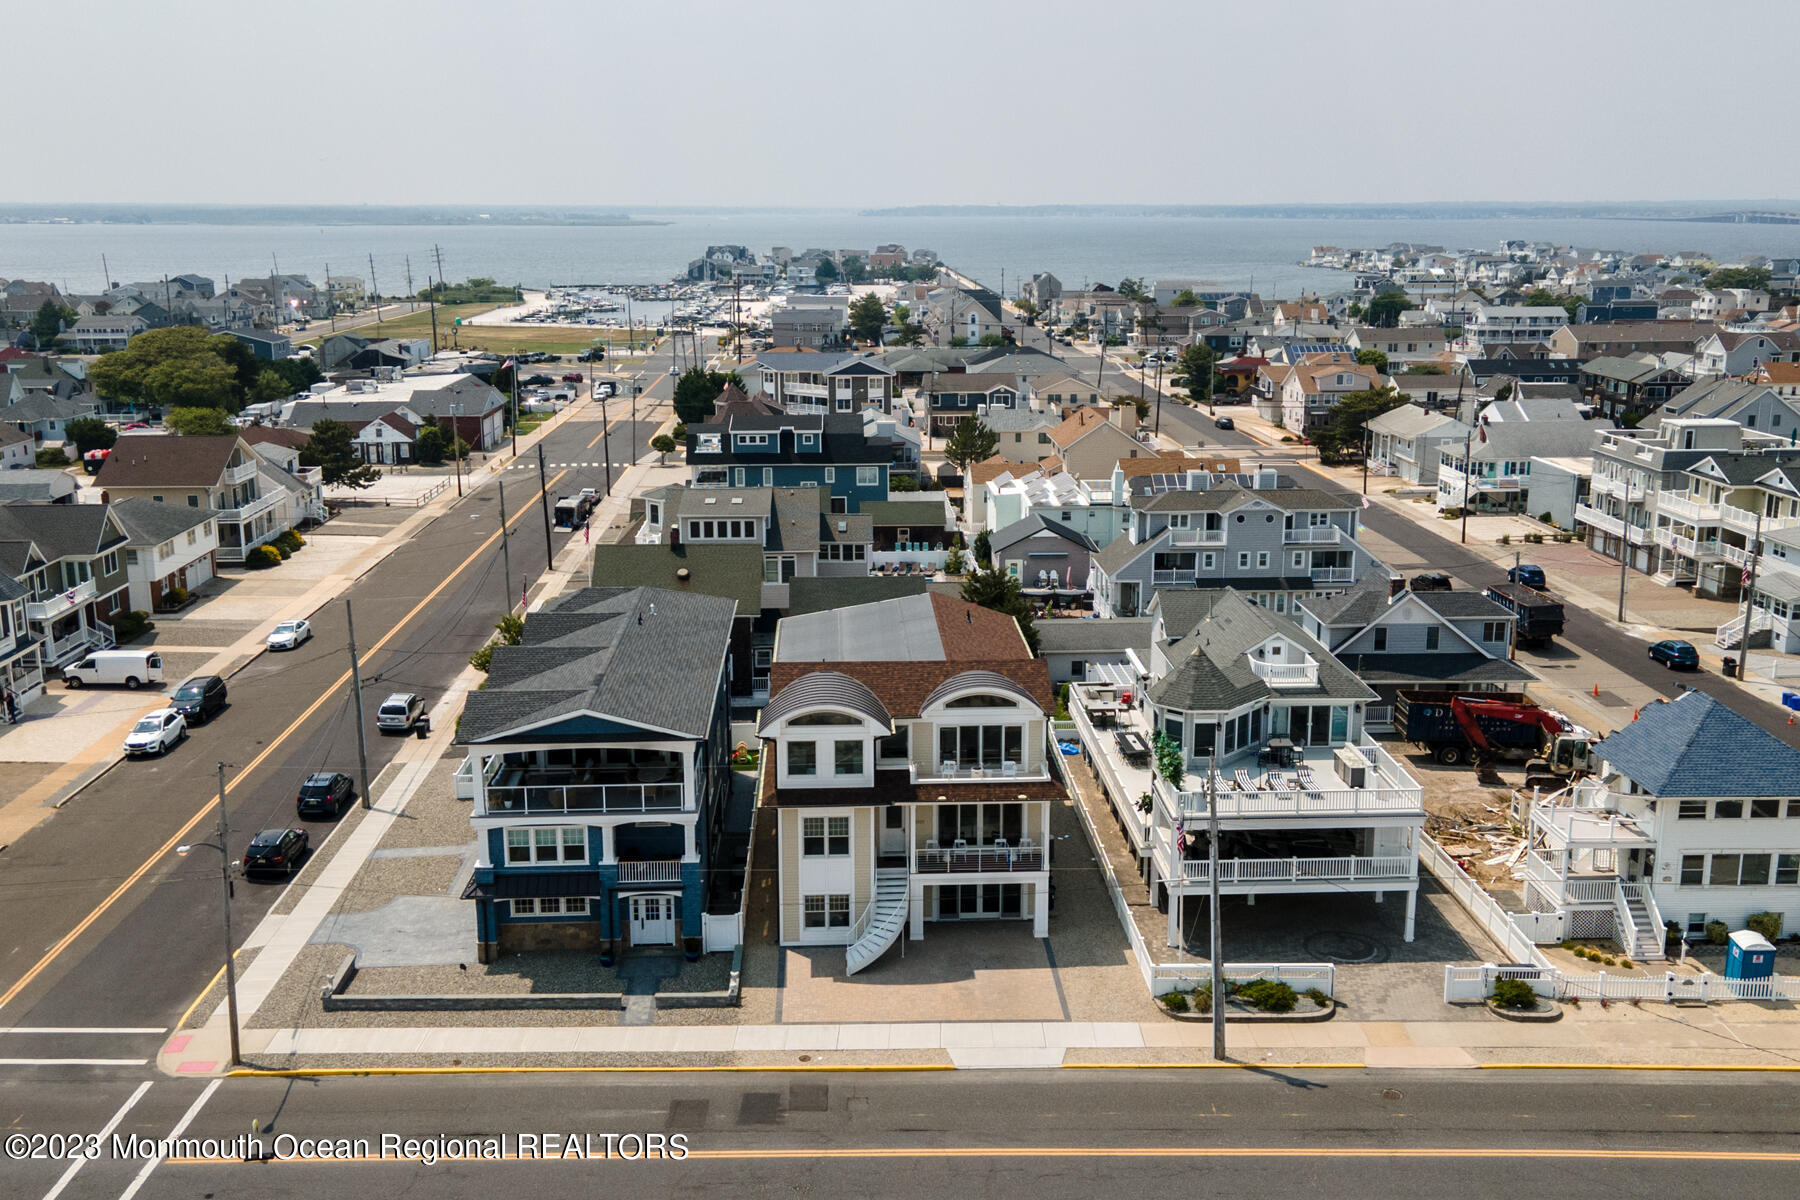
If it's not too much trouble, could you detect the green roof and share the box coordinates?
[587,543,765,612]
[861,500,952,528]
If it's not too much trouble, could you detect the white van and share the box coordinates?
[62,650,165,690]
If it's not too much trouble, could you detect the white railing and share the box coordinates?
[25,578,97,623]
[1720,542,1755,567]
[1365,703,1394,730]
[484,782,688,815]
[1625,524,1651,545]
[1614,888,1644,956]
[914,760,1045,784]
[1151,569,1193,586]
[872,550,947,569]
[1311,566,1357,584]
[1669,532,1721,559]
[1448,964,1800,1005]
[1069,701,1149,853]
[1721,503,1800,535]
[1167,528,1227,547]
[41,623,114,665]
[617,859,683,884]
[1658,492,1720,523]
[226,459,260,485]
[1283,526,1342,544]
[1177,855,1415,885]
[1573,503,1623,537]
[1159,775,1422,819]
[1421,833,1550,967]
[1250,659,1319,687]
[1653,527,1674,548]
[1621,882,1666,946]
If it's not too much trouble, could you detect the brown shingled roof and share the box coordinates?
[93,434,242,488]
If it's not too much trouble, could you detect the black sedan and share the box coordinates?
[1213,415,1235,430]
[242,827,309,877]
[1648,639,1700,670]
[296,771,357,818]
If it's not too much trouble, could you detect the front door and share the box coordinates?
[880,807,906,856]
[628,895,676,946]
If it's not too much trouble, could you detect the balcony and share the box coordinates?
[1283,526,1342,544]
[915,759,1046,784]
[1177,855,1416,885]
[26,578,97,623]
[1310,566,1357,584]
[1574,503,1623,537]
[1151,569,1194,586]
[1722,503,1800,536]
[1167,527,1227,547]
[1591,476,1648,503]
[41,623,114,666]
[483,782,687,816]
[1658,492,1721,523]
[1249,659,1319,688]
[1669,532,1722,560]
[616,859,683,884]
[916,845,1045,873]
[225,459,260,486]
[1156,743,1424,820]
[783,381,829,398]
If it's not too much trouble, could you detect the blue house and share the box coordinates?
[223,328,294,361]
[1576,299,1658,324]
[686,410,895,511]
[456,587,737,962]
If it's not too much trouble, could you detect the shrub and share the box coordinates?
[1191,982,1212,1013]
[1746,912,1784,942]
[469,643,495,673]
[1304,988,1331,1009]
[274,530,304,554]
[1498,533,1511,545]
[1491,978,1537,1010]
[35,446,71,469]
[165,585,189,607]
[1523,532,1544,544]
[244,545,283,570]
[1706,920,1730,945]
[1235,979,1297,1013]
[272,540,291,560]
[1538,511,1555,524]
[105,608,153,644]
[1160,990,1190,1013]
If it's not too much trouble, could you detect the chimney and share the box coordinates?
[1111,401,1138,436]
[1255,468,1278,490]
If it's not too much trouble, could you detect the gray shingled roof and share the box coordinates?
[1330,652,1533,686]
[0,503,127,561]
[1299,579,1392,626]
[756,671,892,735]
[1149,589,1231,639]
[109,497,217,545]
[786,576,932,615]
[1093,531,1153,576]
[456,587,734,744]
[1033,617,1153,655]
[1412,590,1516,620]
[586,543,765,611]
[988,513,1099,555]
[1147,590,1375,713]
[1593,691,1800,797]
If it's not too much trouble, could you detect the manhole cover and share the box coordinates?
[1303,931,1384,963]
[1380,1088,1404,1101]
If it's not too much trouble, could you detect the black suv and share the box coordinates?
[296,771,357,818]
[170,675,228,725]
[242,827,309,877]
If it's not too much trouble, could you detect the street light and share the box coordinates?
[176,762,242,1066]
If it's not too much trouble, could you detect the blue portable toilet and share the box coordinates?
[1725,930,1776,980]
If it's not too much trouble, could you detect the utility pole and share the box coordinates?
[101,253,111,291]
[1205,741,1224,1061]
[452,403,465,497]
[510,363,521,458]
[344,601,373,810]
[1153,354,1165,439]
[498,478,515,613]
[426,275,441,353]
[536,442,554,568]
[324,263,336,331]
[600,392,614,496]
[1737,509,1764,655]
[404,255,416,311]
[1616,539,1629,623]
[215,764,241,1066]
[1460,428,1474,545]
[1362,426,1370,495]
[369,253,383,327]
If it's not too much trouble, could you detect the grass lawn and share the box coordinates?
[303,304,642,356]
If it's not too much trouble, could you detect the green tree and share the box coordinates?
[164,406,235,436]
[841,255,868,284]
[414,424,449,465]
[1401,362,1449,375]
[943,416,998,475]
[1705,266,1772,291]
[1178,343,1216,405]
[1310,385,1406,463]
[1116,277,1147,301]
[1172,289,1200,308]
[977,332,1006,347]
[1364,292,1415,328]
[1346,300,1366,320]
[892,302,910,325]
[1013,298,1039,322]
[948,336,969,348]
[896,323,925,346]
[971,529,992,567]
[672,367,743,425]
[89,326,255,413]
[300,418,381,489]
[63,416,117,456]
[30,298,76,344]
[1354,348,1389,373]
[849,293,886,342]
[813,258,839,283]
[1522,288,1579,320]
[263,356,323,392]
[650,433,677,464]
[959,567,1038,654]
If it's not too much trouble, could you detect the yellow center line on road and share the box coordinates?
[164,1145,1800,1166]
[0,469,569,1015]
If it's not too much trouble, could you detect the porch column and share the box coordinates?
[472,750,488,816]
[1404,887,1417,943]
[909,880,925,940]
[1032,880,1049,937]
[683,821,697,860]
[1167,887,1179,947]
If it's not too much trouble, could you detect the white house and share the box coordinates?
[110,498,219,612]
[1365,403,1471,486]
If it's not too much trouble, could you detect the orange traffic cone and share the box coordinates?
[1789,715,1795,726]
[1633,708,1640,721]
[1592,683,1600,698]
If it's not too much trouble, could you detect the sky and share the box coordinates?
[15,0,1800,209]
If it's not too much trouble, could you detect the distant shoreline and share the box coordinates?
[0,205,670,228]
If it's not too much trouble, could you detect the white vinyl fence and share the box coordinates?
[1445,963,1800,1004]
[1420,833,1550,968]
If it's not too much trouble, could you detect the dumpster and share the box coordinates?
[1783,691,1800,712]
[1725,930,1776,980]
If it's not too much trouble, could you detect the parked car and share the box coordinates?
[560,373,582,383]
[63,649,164,690]
[242,827,309,877]
[1648,639,1700,670]
[1213,416,1235,430]
[123,708,186,757]
[267,619,312,651]
[375,692,425,734]
[523,374,555,386]
[296,771,357,818]
[170,675,228,725]
[1507,563,1548,590]
[578,347,607,362]
[1410,572,1453,592]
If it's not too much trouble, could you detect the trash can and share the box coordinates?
[1725,930,1776,980]
[1722,656,1738,678]
[415,714,431,739]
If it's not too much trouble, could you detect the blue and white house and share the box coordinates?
[456,587,737,962]
[685,410,898,511]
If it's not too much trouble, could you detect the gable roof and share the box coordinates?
[777,591,1029,664]
[109,497,216,545]
[785,575,933,616]
[93,435,245,488]
[988,512,1099,554]
[1047,407,1133,449]
[456,587,734,743]
[585,542,766,611]
[1593,691,1800,797]
[1148,590,1375,713]
[0,502,127,561]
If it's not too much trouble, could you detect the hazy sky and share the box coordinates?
[17,0,1798,208]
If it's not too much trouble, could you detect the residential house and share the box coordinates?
[288,374,507,451]
[1749,362,1800,398]
[1692,329,1800,379]
[224,329,294,362]
[1464,358,1583,389]
[921,372,1019,436]
[983,405,1063,465]
[1279,353,1389,435]
[1035,615,1153,686]
[1347,326,1450,363]
[1460,305,1570,352]
[0,571,45,706]
[988,513,1098,592]
[754,352,896,414]
[1547,321,1716,361]
[923,286,1005,346]
[1577,417,1755,579]
[1298,580,1532,727]
[95,434,310,564]
[110,498,219,612]
[1578,356,1692,422]
[1069,589,1426,944]
[0,424,33,471]
[1365,403,1471,486]
[862,498,956,567]
[1020,272,1062,308]
[770,303,848,350]
[685,410,896,509]
[456,587,737,963]
[760,593,1059,970]
[1386,371,1468,411]
[59,315,147,353]
[1660,447,1800,607]
[1089,474,1389,618]
[0,503,130,668]
[1043,405,1152,477]
[1576,299,1659,324]
[1026,371,1104,411]
[1520,692,1800,957]
[1436,413,1610,515]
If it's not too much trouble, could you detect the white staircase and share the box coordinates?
[845,869,910,976]
[1617,883,1666,961]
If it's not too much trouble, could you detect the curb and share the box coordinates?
[227,1064,956,1077]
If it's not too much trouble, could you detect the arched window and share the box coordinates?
[790,711,860,725]
[945,694,1019,708]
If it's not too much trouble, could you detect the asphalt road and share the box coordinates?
[0,394,666,1063]
[6,1069,1797,1199]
